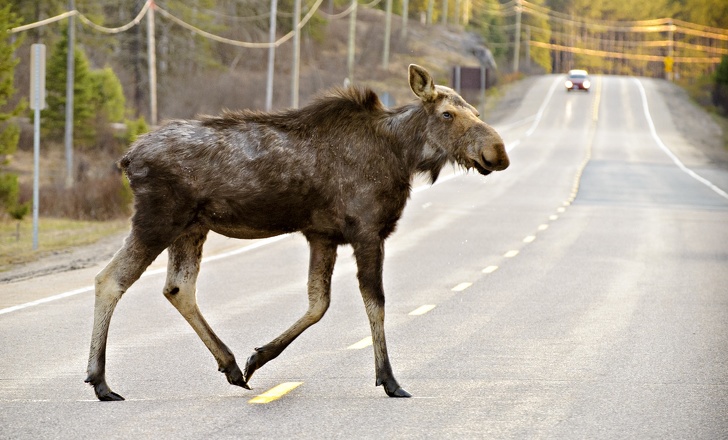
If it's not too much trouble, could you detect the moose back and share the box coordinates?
[85,64,509,401]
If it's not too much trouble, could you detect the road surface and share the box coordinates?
[1,75,727,439]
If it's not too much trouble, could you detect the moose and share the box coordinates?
[85,64,509,401]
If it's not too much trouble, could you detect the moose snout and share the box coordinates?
[481,142,510,171]
[467,124,509,175]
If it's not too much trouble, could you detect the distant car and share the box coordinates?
[565,69,590,92]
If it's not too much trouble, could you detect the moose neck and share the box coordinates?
[382,103,449,183]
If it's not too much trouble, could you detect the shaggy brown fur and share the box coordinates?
[85,64,508,401]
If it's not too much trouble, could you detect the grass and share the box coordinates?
[0,217,128,270]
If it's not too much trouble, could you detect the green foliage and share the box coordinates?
[522,0,551,73]
[716,55,728,87]
[42,25,96,147]
[714,55,728,114]
[0,1,25,160]
[0,2,27,220]
[40,26,131,150]
[122,115,149,144]
[467,0,509,59]
[90,66,126,123]
[0,173,29,220]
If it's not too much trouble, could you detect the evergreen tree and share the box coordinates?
[42,25,96,147]
[0,1,25,161]
[0,1,29,220]
[714,55,728,114]
[89,66,126,124]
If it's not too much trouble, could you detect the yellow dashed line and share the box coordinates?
[249,382,303,404]
[347,336,372,350]
[523,235,536,243]
[504,250,519,258]
[409,304,436,316]
[451,282,473,292]
[482,265,499,274]
[538,224,549,231]
[549,215,559,221]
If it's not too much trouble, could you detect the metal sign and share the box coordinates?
[30,44,46,110]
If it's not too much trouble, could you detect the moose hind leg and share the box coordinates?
[243,237,337,384]
[163,230,250,390]
[86,234,167,401]
[353,240,411,398]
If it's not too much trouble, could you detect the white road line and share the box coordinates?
[524,76,563,137]
[409,304,436,316]
[634,77,728,200]
[346,336,372,350]
[451,282,473,292]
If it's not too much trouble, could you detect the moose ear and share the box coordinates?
[409,64,438,102]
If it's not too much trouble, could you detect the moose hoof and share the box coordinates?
[387,387,412,398]
[220,363,251,390]
[86,378,125,401]
[378,378,412,398]
[243,350,261,383]
[97,390,125,401]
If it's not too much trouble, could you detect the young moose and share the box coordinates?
[86,64,509,401]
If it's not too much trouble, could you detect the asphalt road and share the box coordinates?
[1,75,727,439]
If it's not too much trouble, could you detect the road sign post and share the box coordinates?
[30,44,46,251]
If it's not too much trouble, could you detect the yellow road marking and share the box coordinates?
[249,382,303,404]
[549,215,559,221]
[523,235,536,243]
[347,336,372,350]
[538,224,549,231]
[557,207,566,213]
[504,250,519,258]
[482,265,499,274]
[409,304,436,316]
[451,282,473,292]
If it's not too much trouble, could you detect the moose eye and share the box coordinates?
[442,111,453,120]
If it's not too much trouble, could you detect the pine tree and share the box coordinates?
[0,1,25,161]
[42,25,96,148]
[0,1,29,220]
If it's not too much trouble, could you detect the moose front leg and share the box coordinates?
[353,240,411,398]
[243,236,338,384]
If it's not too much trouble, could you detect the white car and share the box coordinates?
[565,69,591,92]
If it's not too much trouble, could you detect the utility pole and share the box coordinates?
[513,0,521,73]
[265,0,278,111]
[64,0,75,188]
[382,0,392,69]
[525,25,530,71]
[347,0,357,84]
[427,0,434,24]
[442,0,448,25]
[292,0,301,108]
[401,0,409,39]
[147,0,157,126]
